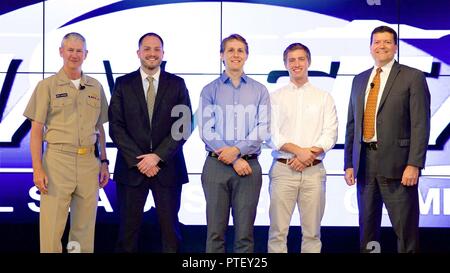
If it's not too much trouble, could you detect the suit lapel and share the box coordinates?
[153,70,169,114]
[378,61,400,114]
[131,69,151,125]
[357,69,371,128]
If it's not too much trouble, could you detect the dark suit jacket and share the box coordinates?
[344,61,430,179]
[109,69,191,187]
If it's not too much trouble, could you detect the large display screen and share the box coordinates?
[1,0,449,227]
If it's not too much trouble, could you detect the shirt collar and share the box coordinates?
[374,58,395,72]
[288,81,311,91]
[220,71,248,84]
[56,68,91,86]
[140,67,161,82]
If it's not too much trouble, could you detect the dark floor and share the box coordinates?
[1,222,449,253]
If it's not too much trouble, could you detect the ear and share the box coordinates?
[59,47,64,57]
[84,49,88,60]
[220,52,225,65]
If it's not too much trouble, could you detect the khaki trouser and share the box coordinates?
[40,145,99,253]
[268,161,326,253]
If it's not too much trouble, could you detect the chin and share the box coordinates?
[146,64,159,70]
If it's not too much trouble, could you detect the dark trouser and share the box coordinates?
[115,180,182,253]
[201,156,262,253]
[357,146,420,253]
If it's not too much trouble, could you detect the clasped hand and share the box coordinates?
[233,158,253,176]
[216,146,240,165]
[288,146,321,172]
[136,153,161,177]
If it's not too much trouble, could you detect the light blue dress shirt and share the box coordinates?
[198,73,271,156]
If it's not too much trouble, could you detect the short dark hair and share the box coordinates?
[138,32,164,48]
[370,26,398,45]
[283,43,311,64]
[220,34,249,55]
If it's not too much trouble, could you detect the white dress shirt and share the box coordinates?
[270,81,338,160]
[140,67,160,100]
[363,58,395,142]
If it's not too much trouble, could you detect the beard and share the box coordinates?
[141,58,161,71]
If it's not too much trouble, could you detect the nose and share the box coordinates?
[380,41,390,47]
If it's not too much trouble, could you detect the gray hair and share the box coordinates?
[60,32,87,50]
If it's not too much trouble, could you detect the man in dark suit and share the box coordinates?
[344,26,430,253]
[109,33,192,253]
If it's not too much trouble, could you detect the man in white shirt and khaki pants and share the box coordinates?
[268,43,338,253]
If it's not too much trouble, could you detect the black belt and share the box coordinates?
[363,142,378,150]
[276,158,322,166]
[208,152,258,160]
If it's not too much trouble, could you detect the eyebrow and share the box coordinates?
[142,46,161,49]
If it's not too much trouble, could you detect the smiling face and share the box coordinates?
[285,48,309,85]
[59,38,87,72]
[221,39,248,74]
[370,31,397,67]
[137,35,164,75]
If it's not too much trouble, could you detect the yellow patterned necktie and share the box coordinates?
[363,67,382,141]
[146,76,156,124]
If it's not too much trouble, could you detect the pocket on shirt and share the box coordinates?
[50,98,73,116]
[86,97,101,120]
[86,97,100,108]
[50,98,74,122]
[51,98,73,108]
